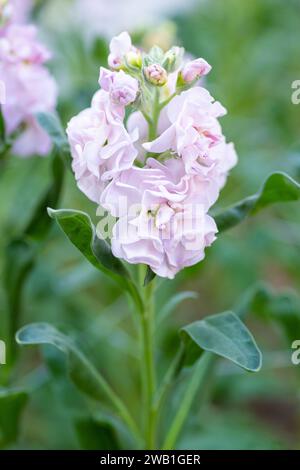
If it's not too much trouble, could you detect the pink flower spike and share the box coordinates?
[0,25,51,64]
[0,23,57,157]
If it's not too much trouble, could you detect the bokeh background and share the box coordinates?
[0,0,300,450]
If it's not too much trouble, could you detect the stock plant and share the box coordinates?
[12,32,300,450]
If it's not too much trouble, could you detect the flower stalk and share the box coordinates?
[139,268,157,448]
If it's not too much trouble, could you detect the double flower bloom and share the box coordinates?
[67,32,238,279]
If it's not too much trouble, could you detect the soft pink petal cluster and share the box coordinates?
[107,31,139,70]
[0,17,57,157]
[10,0,32,24]
[101,158,218,279]
[99,67,139,106]
[144,88,230,176]
[67,87,138,203]
[67,32,238,279]
[181,58,211,83]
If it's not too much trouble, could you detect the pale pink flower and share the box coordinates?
[101,158,218,279]
[66,90,138,203]
[165,70,179,95]
[144,87,227,175]
[181,58,211,83]
[108,31,134,70]
[0,0,32,28]
[0,24,57,156]
[99,67,139,106]
[10,0,32,24]
[0,24,51,63]
[12,116,52,157]
[66,32,237,278]
[204,141,238,189]
[126,111,149,163]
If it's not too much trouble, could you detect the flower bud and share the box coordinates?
[125,49,142,69]
[181,58,212,83]
[144,64,168,87]
[162,46,184,73]
[110,81,138,106]
[108,31,133,70]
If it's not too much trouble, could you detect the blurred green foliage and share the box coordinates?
[0,0,300,450]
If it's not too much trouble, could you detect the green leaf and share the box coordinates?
[0,389,28,448]
[235,282,300,344]
[47,208,143,312]
[16,323,111,403]
[48,208,128,279]
[178,411,283,450]
[145,46,165,66]
[16,323,141,444]
[181,311,262,372]
[215,172,300,233]
[36,112,71,167]
[75,417,122,450]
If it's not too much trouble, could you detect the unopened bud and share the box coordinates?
[125,49,142,68]
[144,64,168,87]
[181,58,211,83]
[162,46,184,73]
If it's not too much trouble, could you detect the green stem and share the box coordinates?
[154,343,185,415]
[99,371,142,447]
[159,92,176,111]
[148,89,160,141]
[139,267,157,449]
[80,347,142,447]
[162,352,214,450]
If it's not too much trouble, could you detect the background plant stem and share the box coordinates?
[162,352,215,450]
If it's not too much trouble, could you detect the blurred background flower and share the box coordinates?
[40,0,196,39]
